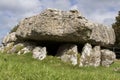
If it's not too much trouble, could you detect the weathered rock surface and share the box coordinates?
[0,46,1,49]
[17,45,34,55]
[1,42,35,54]
[56,44,78,65]
[0,45,4,53]
[101,49,116,67]
[32,47,47,60]
[8,43,24,54]
[2,42,14,53]
[79,43,101,67]
[16,9,115,47]
[17,47,30,55]
[2,32,17,45]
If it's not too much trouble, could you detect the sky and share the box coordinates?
[0,0,120,44]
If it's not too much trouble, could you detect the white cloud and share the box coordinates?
[86,11,117,26]
[0,0,42,43]
[0,0,120,44]
[39,0,71,10]
[0,0,42,28]
[70,5,78,10]
[75,0,120,26]
[0,0,41,12]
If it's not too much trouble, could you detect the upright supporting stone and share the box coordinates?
[56,44,78,65]
[32,47,47,60]
[101,49,116,67]
[79,43,101,67]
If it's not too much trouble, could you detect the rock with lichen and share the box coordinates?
[79,43,101,67]
[56,44,78,65]
[16,9,115,47]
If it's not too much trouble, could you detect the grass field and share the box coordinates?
[0,52,120,80]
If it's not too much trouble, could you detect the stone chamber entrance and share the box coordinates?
[36,41,85,56]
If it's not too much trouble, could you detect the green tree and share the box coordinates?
[112,11,120,45]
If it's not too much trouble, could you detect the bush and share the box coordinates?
[112,11,120,44]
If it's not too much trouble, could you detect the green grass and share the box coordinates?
[0,52,120,80]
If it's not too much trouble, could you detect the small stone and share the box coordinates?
[8,43,24,54]
[17,47,30,55]
[32,47,47,60]
[2,32,17,45]
[101,49,116,67]
[2,42,14,53]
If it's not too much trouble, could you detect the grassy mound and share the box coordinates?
[0,52,120,80]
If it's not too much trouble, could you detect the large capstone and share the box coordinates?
[16,9,115,47]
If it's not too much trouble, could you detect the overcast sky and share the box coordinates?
[0,0,120,43]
